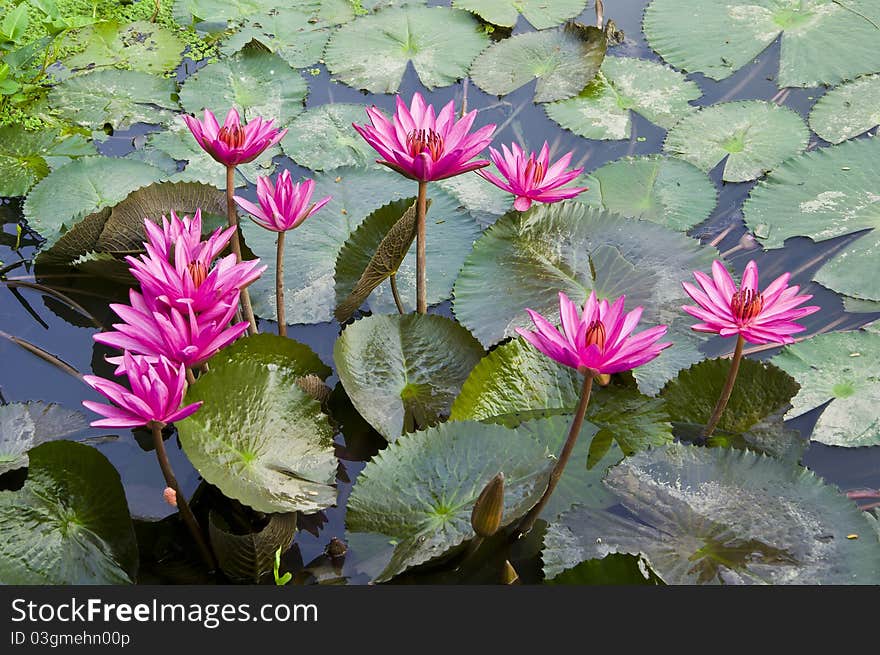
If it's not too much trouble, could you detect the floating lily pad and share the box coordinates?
[334,314,484,441]
[452,202,718,394]
[24,156,165,250]
[0,402,89,475]
[324,6,488,93]
[545,56,700,140]
[643,0,880,87]
[543,444,880,584]
[470,22,606,103]
[743,137,880,300]
[220,8,337,68]
[242,167,479,324]
[65,21,185,74]
[178,47,308,126]
[0,441,138,585]
[453,0,587,29]
[578,155,716,231]
[772,331,880,447]
[437,171,512,227]
[177,334,338,514]
[546,553,661,585]
[282,103,376,171]
[0,127,95,198]
[810,74,880,144]
[663,101,809,182]
[346,419,552,582]
[173,0,282,29]
[49,69,178,130]
[209,511,297,583]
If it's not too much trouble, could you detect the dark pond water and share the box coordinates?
[1,0,878,583]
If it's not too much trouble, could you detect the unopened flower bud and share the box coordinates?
[471,472,504,538]
[502,560,519,584]
[163,487,178,507]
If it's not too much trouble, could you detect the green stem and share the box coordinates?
[516,374,594,536]
[701,334,745,440]
[276,230,286,337]
[226,165,257,335]
[415,181,428,314]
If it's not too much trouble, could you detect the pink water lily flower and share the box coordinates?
[82,352,202,428]
[352,92,496,182]
[516,291,671,375]
[477,142,588,211]
[182,108,286,167]
[95,290,248,368]
[682,260,820,345]
[234,170,331,232]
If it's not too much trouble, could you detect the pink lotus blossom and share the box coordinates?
[516,291,671,375]
[95,290,248,368]
[182,108,286,167]
[477,142,588,211]
[82,352,202,428]
[682,260,820,345]
[234,170,331,232]
[142,209,232,264]
[352,92,496,182]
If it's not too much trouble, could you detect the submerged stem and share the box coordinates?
[389,273,405,315]
[516,374,594,536]
[276,230,286,337]
[150,423,215,571]
[701,334,745,441]
[226,165,257,335]
[416,181,428,314]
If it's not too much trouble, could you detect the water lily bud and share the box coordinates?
[471,472,505,538]
[502,560,519,585]
[163,487,178,508]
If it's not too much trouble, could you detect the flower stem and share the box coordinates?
[389,273,404,315]
[416,180,428,314]
[150,423,215,571]
[516,374,594,536]
[226,165,258,335]
[276,230,286,337]
[701,334,745,441]
[186,368,196,385]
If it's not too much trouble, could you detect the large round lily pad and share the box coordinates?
[643,0,880,87]
[772,331,880,447]
[663,101,809,182]
[65,21,185,74]
[0,441,138,585]
[452,202,719,394]
[334,314,484,441]
[453,0,587,29]
[177,334,338,514]
[282,103,377,171]
[469,22,606,103]
[543,444,880,584]
[0,402,89,475]
[545,56,700,140]
[743,137,880,300]
[324,6,488,93]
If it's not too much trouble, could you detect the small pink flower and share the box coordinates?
[234,170,331,232]
[182,108,286,167]
[516,291,671,375]
[477,142,588,211]
[353,92,496,182]
[682,260,820,345]
[82,352,202,428]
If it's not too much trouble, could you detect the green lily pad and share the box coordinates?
[324,6,489,93]
[24,156,165,250]
[0,402,89,475]
[178,47,307,127]
[578,155,716,231]
[220,8,336,68]
[643,0,880,88]
[282,103,377,171]
[48,69,178,131]
[0,441,138,585]
[469,22,606,103]
[334,314,484,441]
[209,511,297,583]
[346,419,553,582]
[177,334,338,514]
[543,444,880,584]
[545,56,700,140]
[743,137,880,300]
[65,21,185,74]
[437,171,512,227]
[810,75,880,144]
[242,166,479,324]
[663,101,809,182]
[0,127,96,198]
[772,331,880,447]
[452,202,719,394]
[173,0,282,28]
[452,0,587,29]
